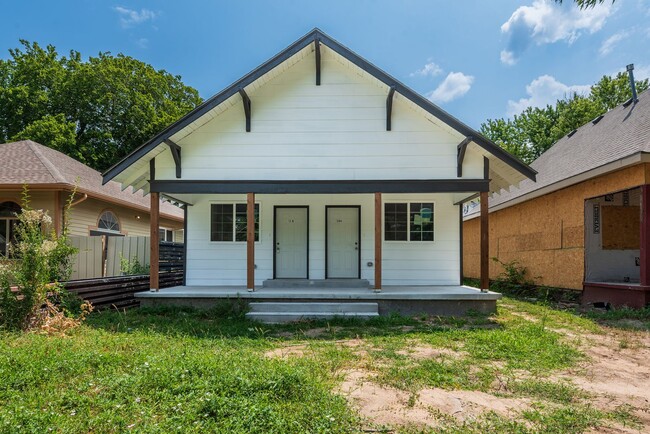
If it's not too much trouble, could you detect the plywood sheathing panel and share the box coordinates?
[601,206,640,250]
[463,163,648,290]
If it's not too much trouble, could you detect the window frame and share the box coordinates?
[159,227,174,243]
[0,201,21,258]
[94,209,123,235]
[383,201,435,243]
[209,202,261,243]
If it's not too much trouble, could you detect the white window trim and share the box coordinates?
[159,227,174,243]
[209,201,262,244]
[383,200,435,243]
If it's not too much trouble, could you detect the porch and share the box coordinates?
[136,281,501,317]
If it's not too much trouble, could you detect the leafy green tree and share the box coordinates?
[0,41,202,170]
[481,73,648,164]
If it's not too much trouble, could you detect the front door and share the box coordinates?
[274,207,309,278]
[326,207,360,278]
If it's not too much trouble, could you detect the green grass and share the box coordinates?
[0,299,641,433]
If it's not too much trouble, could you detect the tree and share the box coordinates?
[554,0,612,9]
[481,73,649,164]
[0,41,202,171]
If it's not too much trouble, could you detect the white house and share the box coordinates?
[102,29,535,318]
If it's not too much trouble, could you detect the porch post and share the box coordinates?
[374,192,382,291]
[150,192,160,292]
[640,185,650,286]
[247,192,255,291]
[480,191,489,292]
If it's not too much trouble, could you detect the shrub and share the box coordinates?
[119,254,150,275]
[0,187,91,332]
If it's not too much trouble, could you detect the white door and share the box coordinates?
[327,207,359,278]
[275,207,308,278]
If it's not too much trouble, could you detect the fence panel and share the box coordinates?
[106,236,150,277]
[69,236,103,280]
[160,241,184,272]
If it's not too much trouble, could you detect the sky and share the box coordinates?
[1,0,649,129]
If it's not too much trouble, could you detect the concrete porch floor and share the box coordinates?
[136,285,502,316]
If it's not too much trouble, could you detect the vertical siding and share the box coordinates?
[186,193,460,286]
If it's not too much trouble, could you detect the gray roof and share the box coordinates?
[487,90,650,210]
[0,140,183,220]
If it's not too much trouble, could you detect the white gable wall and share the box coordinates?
[185,193,460,286]
[155,47,485,181]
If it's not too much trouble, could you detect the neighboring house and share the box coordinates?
[464,89,650,308]
[0,140,184,258]
[102,29,535,317]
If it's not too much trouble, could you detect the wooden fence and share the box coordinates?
[65,271,184,310]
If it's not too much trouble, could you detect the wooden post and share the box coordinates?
[641,185,650,286]
[480,191,489,292]
[247,192,255,291]
[374,192,382,291]
[150,192,160,292]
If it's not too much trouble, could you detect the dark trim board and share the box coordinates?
[273,206,310,279]
[102,28,536,185]
[325,205,361,279]
[149,179,490,194]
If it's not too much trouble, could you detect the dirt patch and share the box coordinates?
[338,369,530,429]
[264,344,309,359]
[554,330,650,431]
[395,344,465,360]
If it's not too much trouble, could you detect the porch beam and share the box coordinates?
[315,38,321,85]
[386,87,396,131]
[374,192,382,291]
[641,185,650,286]
[149,179,490,195]
[247,192,255,291]
[150,191,160,291]
[456,136,472,177]
[164,139,182,178]
[239,88,251,132]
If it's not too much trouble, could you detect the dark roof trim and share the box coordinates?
[103,28,536,184]
[149,179,489,194]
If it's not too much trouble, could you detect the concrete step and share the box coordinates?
[246,311,379,324]
[248,302,378,313]
[262,279,370,288]
[245,301,379,323]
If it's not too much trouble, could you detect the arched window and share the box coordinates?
[0,201,21,257]
[97,211,120,233]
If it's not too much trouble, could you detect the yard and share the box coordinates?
[1,297,649,433]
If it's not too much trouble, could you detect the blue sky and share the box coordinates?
[1,0,648,128]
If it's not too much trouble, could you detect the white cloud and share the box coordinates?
[114,6,157,28]
[501,0,614,64]
[635,64,650,80]
[136,38,149,49]
[599,31,629,56]
[427,72,475,104]
[500,50,517,66]
[410,61,443,78]
[507,75,591,116]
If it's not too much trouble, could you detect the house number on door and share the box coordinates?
[337,219,343,223]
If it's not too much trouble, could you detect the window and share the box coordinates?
[159,228,174,242]
[97,211,120,233]
[211,203,259,242]
[384,202,434,242]
[0,202,21,257]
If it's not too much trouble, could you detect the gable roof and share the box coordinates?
[0,140,183,220]
[102,28,536,187]
[469,89,650,216]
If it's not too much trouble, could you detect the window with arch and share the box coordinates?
[96,210,121,234]
[0,201,21,257]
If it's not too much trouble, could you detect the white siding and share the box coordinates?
[156,47,484,182]
[186,193,460,286]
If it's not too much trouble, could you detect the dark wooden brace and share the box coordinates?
[239,88,251,132]
[456,136,472,177]
[164,139,182,178]
[386,87,396,131]
[315,38,321,85]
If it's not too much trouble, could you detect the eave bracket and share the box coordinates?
[386,87,396,131]
[457,136,472,177]
[239,88,251,132]
[315,38,321,86]
[165,139,182,178]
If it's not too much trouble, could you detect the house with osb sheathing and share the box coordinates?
[464,75,649,309]
[102,29,536,322]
